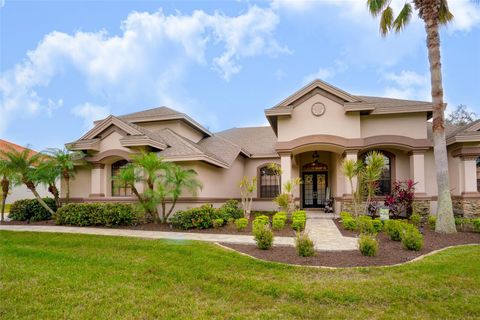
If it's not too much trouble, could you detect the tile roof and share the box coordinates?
[118,106,183,120]
[355,96,433,108]
[0,139,38,157]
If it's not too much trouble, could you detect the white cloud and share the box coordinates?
[270,0,314,12]
[381,70,430,101]
[448,0,480,32]
[0,6,286,134]
[303,60,348,84]
[72,103,110,129]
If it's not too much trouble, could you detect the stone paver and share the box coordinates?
[305,215,358,251]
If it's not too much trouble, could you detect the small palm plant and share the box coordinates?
[341,158,363,217]
[363,151,386,215]
[239,176,257,219]
[1,147,55,216]
[35,161,62,208]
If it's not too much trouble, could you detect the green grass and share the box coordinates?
[1,231,479,319]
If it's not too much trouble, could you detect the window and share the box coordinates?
[477,157,480,192]
[111,160,133,197]
[259,166,280,198]
[361,151,392,195]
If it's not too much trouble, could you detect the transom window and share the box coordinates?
[360,151,392,195]
[111,160,133,197]
[259,166,280,198]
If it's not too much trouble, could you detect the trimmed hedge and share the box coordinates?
[253,224,274,250]
[235,218,248,231]
[9,198,57,222]
[253,215,270,231]
[54,203,137,227]
[171,201,244,230]
[358,234,378,256]
[401,225,423,251]
[272,211,287,231]
[292,210,307,231]
[295,232,315,257]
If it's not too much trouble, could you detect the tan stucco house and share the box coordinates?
[66,80,480,217]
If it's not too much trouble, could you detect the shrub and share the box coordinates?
[428,215,436,230]
[339,211,352,220]
[342,218,357,231]
[54,203,136,226]
[219,200,243,220]
[253,215,270,231]
[272,215,286,231]
[9,198,57,222]
[253,224,274,250]
[295,233,315,257]
[357,215,375,234]
[410,213,422,226]
[358,234,378,256]
[235,218,248,231]
[170,204,218,229]
[275,211,287,219]
[472,219,480,233]
[384,220,404,241]
[213,218,224,228]
[401,225,424,251]
[372,218,383,233]
[291,210,307,231]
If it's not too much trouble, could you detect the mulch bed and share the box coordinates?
[223,227,480,268]
[0,219,296,237]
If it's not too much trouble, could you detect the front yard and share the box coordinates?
[1,231,479,319]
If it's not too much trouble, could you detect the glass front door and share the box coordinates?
[302,172,328,208]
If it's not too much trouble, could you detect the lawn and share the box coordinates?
[1,231,479,319]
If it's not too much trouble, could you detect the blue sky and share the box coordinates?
[1,0,479,151]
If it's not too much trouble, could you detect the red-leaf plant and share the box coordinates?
[385,180,416,218]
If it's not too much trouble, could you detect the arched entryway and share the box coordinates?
[302,158,328,208]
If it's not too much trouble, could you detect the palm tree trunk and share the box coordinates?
[48,184,61,208]
[25,181,55,216]
[1,177,9,222]
[65,175,70,204]
[425,18,455,233]
[165,198,178,222]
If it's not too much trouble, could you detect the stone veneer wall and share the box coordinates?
[452,198,480,218]
[341,199,431,216]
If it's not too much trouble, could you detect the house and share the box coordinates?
[66,79,480,217]
[0,139,52,204]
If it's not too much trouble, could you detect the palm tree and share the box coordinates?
[0,148,55,216]
[341,158,363,217]
[363,151,386,214]
[35,161,61,208]
[160,165,202,223]
[0,159,17,222]
[44,148,84,204]
[132,152,172,191]
[367,0,456,233]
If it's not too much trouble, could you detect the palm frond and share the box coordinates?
[380,6,394,36]
[367,0,389,17]
[439,0,454,25]
[393,3,413,32]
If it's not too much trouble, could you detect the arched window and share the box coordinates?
[111,160,133,197]
[259,165,280,198]
[361,151,392,195]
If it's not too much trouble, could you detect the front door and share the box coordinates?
[302,172,327,208]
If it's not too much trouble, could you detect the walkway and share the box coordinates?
[305,212,358,250]
[0,216,358,251]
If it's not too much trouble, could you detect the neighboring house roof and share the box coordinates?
[216,126,278,158]
[0,139,38,158]
[116,106,212,137]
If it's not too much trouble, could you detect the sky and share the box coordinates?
[1,0,479,151]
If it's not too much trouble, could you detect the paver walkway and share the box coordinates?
[305,213,358,250]
[0,216,358,251]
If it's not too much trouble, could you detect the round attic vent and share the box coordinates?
[311,102,326,117]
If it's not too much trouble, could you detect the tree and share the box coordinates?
[446,104,477,126]
[341,158,363,217]
[367,0,456,233]
[43,148,84,204]
[158,165,202,223]
[274,177,302,215]
[35,161,61,208]
[363,151,386,214]
[0,159,17,222]
[0,147,55,216]
[239,176,257,219]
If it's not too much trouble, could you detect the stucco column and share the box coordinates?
[280,153,292,192]
[409,151,426,194]
[461,156,478,194]
[90,163,105,197]
[344,150,358,195]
